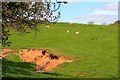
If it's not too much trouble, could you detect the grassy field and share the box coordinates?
[2,23,118,78]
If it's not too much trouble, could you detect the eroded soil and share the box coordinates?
[1,49,73,72]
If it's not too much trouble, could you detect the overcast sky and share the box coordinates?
[58,0,119,24]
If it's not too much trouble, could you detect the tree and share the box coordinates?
[88,21,94,24]
[1,1,67,46]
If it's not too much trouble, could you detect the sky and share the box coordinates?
[57,0,119,24]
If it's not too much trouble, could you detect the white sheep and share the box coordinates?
[75,32,79,34]
[46,25,49,28]
[67,30,69,33]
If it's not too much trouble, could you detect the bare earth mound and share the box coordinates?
[1,49,73,72]
[0,49,13,58]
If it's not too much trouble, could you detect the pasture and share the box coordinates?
[2,23,118,78]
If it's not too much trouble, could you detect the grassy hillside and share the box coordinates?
[3,23,118,78]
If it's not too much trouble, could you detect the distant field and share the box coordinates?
[3,23,118,78]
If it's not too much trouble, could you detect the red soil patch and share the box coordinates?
[2,49,13,53]
[0,53,11,58]
[19,49,73,72]
[0,49,13,58]
[1,48,73,72]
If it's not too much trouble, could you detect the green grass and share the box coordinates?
[3,23,118,78]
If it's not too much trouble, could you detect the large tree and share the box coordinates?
[1,1,67,46]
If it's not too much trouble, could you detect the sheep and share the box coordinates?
[67,30,69,33]
[75,32,79,34]
[46,25,49,28]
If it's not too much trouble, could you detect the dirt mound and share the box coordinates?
[0,49,13,58]
[0,53,11,58]
[19,49,73,72]
[2,49,13,53]
[1,48,73,72]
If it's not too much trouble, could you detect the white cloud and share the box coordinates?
[103,2,118,10]
[65,0,119,2]
[66,2,118,24]
[77,2,118,24]
[89,9,118,15]
[70,15,117,24]
[88,2,118,16]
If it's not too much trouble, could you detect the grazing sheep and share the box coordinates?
[75,32,79,34]
[46,25,49,28]
[67,30,69,33]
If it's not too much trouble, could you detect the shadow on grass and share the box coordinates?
[2,59,36,77]
[42,72,63,76]
[2,59,68,78]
